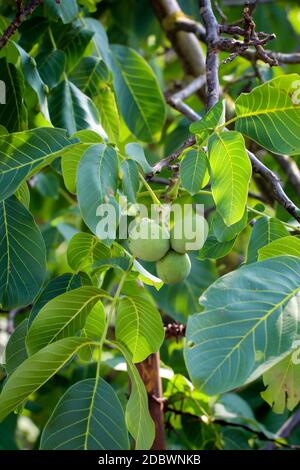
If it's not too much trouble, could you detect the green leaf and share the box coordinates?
[0,415,18,450]
[222,428,253,450]
[77,144,119,235]
[180,149,209,195]
[125,142,152,174]
[36,172,59,199]
[149,255,217,323]
[81,18,111,67]
[247,216,289,263]
[26,286,108,355]
[121,159,140,203]
[15,180,30,209]
[82,301,106,342]
[29,273,83,327]
[71,58,120,143]
[15,44,50,122]
[261,350,300,413]
[111,45,166,142]
[78,0,101,13]
[235,74,300,155]
[198,234,236,260]
[37,49,65,90]
[113,341,155,450]
[0,337,91,422]
[0,58,27,132]
[212,210,248,242]
[55,24,94,72]
[208,131,251,226]
[61,132,103,194]
[116,296,164,363]
[93,257,131,272]
[94,88,120,144]
[133,259,163,289]
[185,256,300,395]
[40,378,129,450]
[190,100,226,143]
[44,0,79,24]
[0,196,46,310]
[5,319,28,375]
[67,232,111,271]
[71,57,110,96]
[49,79,107,139]
[258,236,300,260]
[0,127,72,201]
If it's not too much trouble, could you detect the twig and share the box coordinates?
[146,136,197,180]
[272,154,300,199]
[0,0,45,50]
[223,0,272,4]
[248,149,300,222]
[199,0,220,110]
[172,6,295,66]
[147,125,300,223]
[263,408,300,450]
[214,1,227,24]
[241,49,300,64]
[166,76,205,121]
[148,176,171,186]
[165,405,300,449]
[151,0,300,223]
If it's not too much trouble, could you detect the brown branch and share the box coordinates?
[199,0,220,110]
[136,353,165,450]
[0,0,45,50]
[151,0,206,79]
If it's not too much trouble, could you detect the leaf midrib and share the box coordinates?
[112,53,152,139]
[201,284,300,389]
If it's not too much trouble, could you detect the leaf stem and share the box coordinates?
[247,205,300,232]
[97,259,134,369]
[139,173,162,205]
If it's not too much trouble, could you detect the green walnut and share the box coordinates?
[156,251,191,284]
[128,218,170,262]
[170,211,208,254]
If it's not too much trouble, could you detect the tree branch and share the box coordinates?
[165,405,300,449]
[247,149,300,223]
[0,0,45,50]
[172,6,300,66]
[263,408,300,450]
[199,0,220,110]
[151,0,206,79]
[166,76,205,121]
[272,154,300,200]
[151,0,300,223]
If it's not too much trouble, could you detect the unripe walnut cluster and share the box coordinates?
[128,215,203,284]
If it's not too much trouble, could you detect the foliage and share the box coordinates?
[0,0,300,452]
